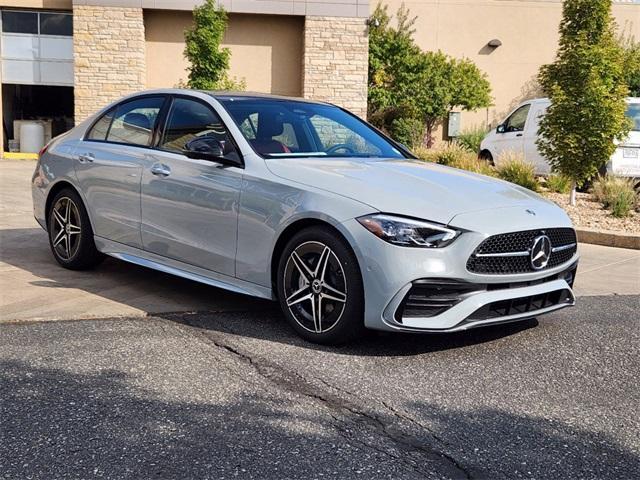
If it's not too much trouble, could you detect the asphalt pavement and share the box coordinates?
[1,159,639,479]
[2,294,639,479]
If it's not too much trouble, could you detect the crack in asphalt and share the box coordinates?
[172,318,474,480]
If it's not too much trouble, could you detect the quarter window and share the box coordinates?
[160,97,239,161]
[505,104,531,132]
[106,97,164,147]
[87,109,114,141]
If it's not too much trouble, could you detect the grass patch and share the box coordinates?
[454,125,489,154]
[495,151,539,192]
[545,173,572,193]
[414,143,496,176]
[592,176,638,217]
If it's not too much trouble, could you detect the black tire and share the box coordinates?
[276,226,365,345]
[47,188,104,270]
[479,150,494,165]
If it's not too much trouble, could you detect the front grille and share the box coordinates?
[467,288,574,321]
[466,228,577,274]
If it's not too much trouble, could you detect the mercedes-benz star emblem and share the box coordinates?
[530,235,552,270]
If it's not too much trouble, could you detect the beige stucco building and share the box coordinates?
[384,0,639,133]
[0,0,638,154]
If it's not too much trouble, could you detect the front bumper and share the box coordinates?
[384,266,576,331]
[341,213,578,333]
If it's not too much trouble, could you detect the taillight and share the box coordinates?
[38,144,49,158]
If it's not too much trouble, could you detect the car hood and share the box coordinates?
[266,158,556,225]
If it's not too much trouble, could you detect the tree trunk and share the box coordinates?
[569,181,577,206]
[424,120,435,149]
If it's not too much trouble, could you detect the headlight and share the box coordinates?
[357,214,460,248]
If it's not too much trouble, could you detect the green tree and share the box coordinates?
[538,0,629,205]
[368,3,419,115]
[367,3,492,148]
[619,33,640,96]
[184,0,245,90]
[402,53,492,147]
[367,2,422,144]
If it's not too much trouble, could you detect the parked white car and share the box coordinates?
[480,97,640,177]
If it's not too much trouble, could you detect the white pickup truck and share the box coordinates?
[480,97,640,177]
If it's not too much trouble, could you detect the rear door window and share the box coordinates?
[106,97,164,147]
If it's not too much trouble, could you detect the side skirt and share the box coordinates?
[94,236,274,300]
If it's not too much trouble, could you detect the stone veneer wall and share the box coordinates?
[302,16,368,118]
[73,5,146,123]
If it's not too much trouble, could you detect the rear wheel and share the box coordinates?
[47,189,104,270]
[276,226,365,344]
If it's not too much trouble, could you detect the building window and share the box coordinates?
[39,13,72,36]
[1,10,72,36]
[1,11,38,34]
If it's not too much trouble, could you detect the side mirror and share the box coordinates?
[183,137,241,167]
[496,124,505,134]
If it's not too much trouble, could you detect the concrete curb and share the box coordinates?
[1,152,38,160]
[576,228,640,250]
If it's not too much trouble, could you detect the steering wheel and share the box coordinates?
[325,143,355,155]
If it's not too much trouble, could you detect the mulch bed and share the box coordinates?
[544,191,639,234]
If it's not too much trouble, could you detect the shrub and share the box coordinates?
[446,155,496,177]
[496,151,539,191]
[454,125,488,153]
[592,176,638,217]
[390,116,425,149]
[412,146,433,162]
[414,142,469,165]
[545,173,572,193]
[611,191,637,218]
[414,143,496,176]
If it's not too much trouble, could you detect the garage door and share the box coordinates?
[1,10,73,86]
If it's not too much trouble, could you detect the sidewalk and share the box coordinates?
[1,160,638,323]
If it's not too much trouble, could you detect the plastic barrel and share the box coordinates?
[20,122,45,154]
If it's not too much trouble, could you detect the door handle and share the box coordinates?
[516,133,523,137]
[150,163,171,177]
[78,152,94,163]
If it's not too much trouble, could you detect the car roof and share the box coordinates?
[126,88,332,106]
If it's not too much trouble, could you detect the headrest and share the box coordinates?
[256,111,285,139]
[123,112,151,131]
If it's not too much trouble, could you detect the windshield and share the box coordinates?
[216,97,406,159]
[626,103,640,132]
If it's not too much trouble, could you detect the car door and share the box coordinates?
[140,96,243,276]
[523,103,550,174]
[492,103,531,164]
[74,95,167,249]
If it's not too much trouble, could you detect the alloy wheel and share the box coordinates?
[51,196,82,260]
[283,241,347,334]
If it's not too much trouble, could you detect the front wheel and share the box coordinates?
[276,226,365,344]
[479,150,494,165]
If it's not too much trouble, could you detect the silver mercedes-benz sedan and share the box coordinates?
[32,89,578,344]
